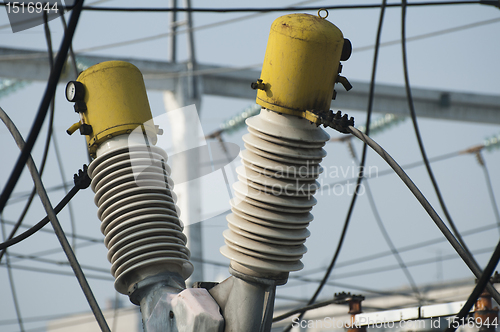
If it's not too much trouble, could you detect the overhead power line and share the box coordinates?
[281,2,389,331]
[0,215,25,332]
[347,141,421,299]
[0,0,84,216]
[0,263,114,281]
[446,239,500,332]
[347,125,500,304]
[292,221,499,281]
[41,1,498,12]
[77,15,500,55]
[353,16,500,52]
[326,245,496,280]
[401,0,474,285]
[75,0,322,53]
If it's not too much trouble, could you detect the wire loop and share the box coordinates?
[317,8,328,19]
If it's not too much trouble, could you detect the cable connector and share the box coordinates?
[305,109,354,134]
[333,291,365,303]
[73,164,91,190]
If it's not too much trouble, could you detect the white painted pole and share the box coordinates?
[163,78,204,287]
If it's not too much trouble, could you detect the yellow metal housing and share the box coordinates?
[77,61,156,157]
[256,13,345,115]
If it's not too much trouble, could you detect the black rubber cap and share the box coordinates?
[341,38,352,61]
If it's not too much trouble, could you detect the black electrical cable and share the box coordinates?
[476,152,500,235]
[59,10,93,164]
[75,11,500,56]
[0,186,79,251]
[1,218,102,244]
[341,223,497,269]
[0,215,25,332]
[0,0,84,215]
[0,263,115,282]
[50,1,495,12]
[401,0,472,264]
[347,125,500,304]
[0,105,110,332]
[280,2,388,330]
[445,240,500,332]
[0,22,56,330]
[319,149,461,193]
[273,297,348,323]
[7,242,98,266]
[354,17,500,53]
[347,141,421,298]
[0,308,133,327]
[7,252,110,274]
[289,275,413,297]
[400,0,500,302]
[59,12,79,78]
[0,13,57,266]
[318,245,495,280]
[294,222,498,277]
[8,182,73,204]
[45,13,78,251]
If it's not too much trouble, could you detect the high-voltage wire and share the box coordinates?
[0,214,25,332]
[326,223,497,274]
[0,186,79,251]
[317,245,495,280]
[320,150,461,191]
[273,296,349,323]
[475,152,500,235]
[1,263,114,281]
[445,239,500,332]
[348,141,421,299]
[354,16,500,53]
[7,182,73,204]
[401,0,473,275]
[281,2,389,331]
[44,10,79,252]
[322,130,500,191]
[0,218,101,245]
[0,0,84,216]
[0,4,495,60]
[6,252,110,274]
[76,0,322,54]
[287,275,415,297]
[0,104,111,332]
[0,13,57,266]
[348,125,500,304]
[284,223,499,293]
[52,1,498,12]
[59,12,79,79]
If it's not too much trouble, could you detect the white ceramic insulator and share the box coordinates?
[221,108,330,276]
[88,135,193,294]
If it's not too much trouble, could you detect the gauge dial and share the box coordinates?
[65,81,85,102]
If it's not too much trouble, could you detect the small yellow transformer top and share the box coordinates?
[66,61,157,158]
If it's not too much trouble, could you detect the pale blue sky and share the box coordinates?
[0,1,499,331]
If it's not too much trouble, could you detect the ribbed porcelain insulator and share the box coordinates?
[88,137,193,294]
[221,108,329,276]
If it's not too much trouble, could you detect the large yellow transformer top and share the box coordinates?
[254,12,351,117]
